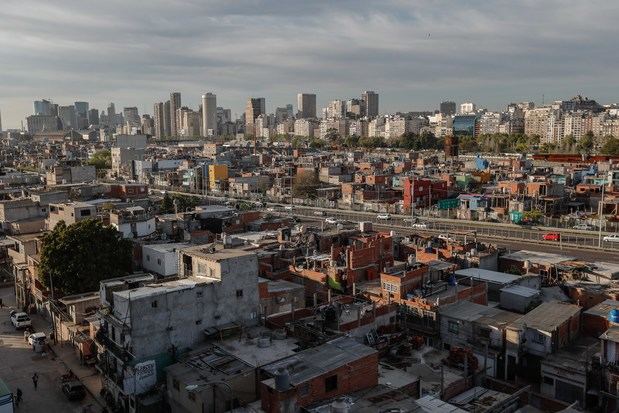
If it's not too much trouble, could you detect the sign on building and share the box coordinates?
[123,360,157,395]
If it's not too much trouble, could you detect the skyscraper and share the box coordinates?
[74,101,89,129]
[169,92,181,136]
[440,101,456,116]
[245,97,265,136]
[58,105,77,129]
[34,99,54,116]
[362,91,379,118]
[153,102,165,139]
[107,103,117,128]
[123,107,140,129]
[163,100,171,137]
[297,93,316,118]
[201,93,217,137]
[87,108,99,126]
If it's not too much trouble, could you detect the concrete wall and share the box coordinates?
[142,245,183,276]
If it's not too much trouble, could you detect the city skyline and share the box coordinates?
[1,0,619,128]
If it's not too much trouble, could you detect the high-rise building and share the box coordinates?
[440,101,456,116]
[74,101,89,129]
[123,107,140,129]
[163,100,171,137]
[297,93,316,118]
[326,100,346,119]
[27,115,61,133]
[201,93,217,137]
[153,102,165,139]
[141,115,154,136]
[169,92,181,136]
[245,97,265,136]
[107,103,117,128]
[58,105,77,130]
[87,108,99,126]
[346,99,363,117]
[460,102,477,114]
[34,99,55,116]
[362,91,379,118]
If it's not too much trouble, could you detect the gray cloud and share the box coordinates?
[0,0,618,128]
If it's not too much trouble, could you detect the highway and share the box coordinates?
[154,189,619,261]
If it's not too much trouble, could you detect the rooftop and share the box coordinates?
[509,302,581,332]
[262,336,376,387]
[500,285,540,298]
[180,243,256,262]
[142,242,190,254]
[455,268,519,285]
[114,276,219,300]
[583,299,619,318]
[501,250,574,265]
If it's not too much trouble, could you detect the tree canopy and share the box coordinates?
[88,150,112,170]
[38,220,133,295]
[601,137,619,155]
[292,170,320,198]
[160,193,201,214]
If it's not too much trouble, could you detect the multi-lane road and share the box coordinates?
[156,189,619,262]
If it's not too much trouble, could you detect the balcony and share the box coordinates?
[95,328,133,363]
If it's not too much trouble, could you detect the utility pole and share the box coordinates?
[599,181,606,248]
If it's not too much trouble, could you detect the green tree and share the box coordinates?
[577,131,594,154]
[38,220,133,295]
[601,137,619,155]
[88,150,111,170]
[292,170,320,198]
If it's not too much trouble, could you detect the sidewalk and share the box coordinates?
[48,341,107,409]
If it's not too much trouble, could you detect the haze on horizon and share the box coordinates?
[0,0,618,129]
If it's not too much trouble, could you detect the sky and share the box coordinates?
[1,0,618,129]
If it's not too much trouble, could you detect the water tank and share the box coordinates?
[609,309,619,324]
[275,368,291,391]
[330,398,350,413]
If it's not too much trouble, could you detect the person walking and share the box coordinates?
[31,373,38,390]
[15,388,22,406]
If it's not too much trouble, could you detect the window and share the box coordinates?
[196,291,203,298]
[325,375,338,392]
[543,376,554,385]
[173,379,179,391]
[532,332,546,344]
[236,289,243,298]
[298,383,310,396]
[151,300,158,308]
[188,391,196,401]
[382,282,397,293]
[157,258,162,265]
[448,321,459,334]
[80,209,91,217]
[195,319,202,325]
[146,255,150,262]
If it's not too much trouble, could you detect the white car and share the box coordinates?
[411,223,428,229]
[573,224,594,230]
[27,332,47,346]
[325,217,338,225]
[313,210,325,216]
[603,234,619,243]
[438,234,456,243]
[284,205,293,211]
[376,213,391,220]
[11,312,32,329]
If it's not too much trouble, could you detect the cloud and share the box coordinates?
[0,0,617,128]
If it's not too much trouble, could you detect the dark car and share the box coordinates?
[62,381,86,401]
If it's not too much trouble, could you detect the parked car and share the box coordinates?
[313,210,325,216]
[27,332,47,346]
[376,213,391,220]
[411,223,428,229]
[10,312,32,329]
[61,381,86,401]
[284,205,293,211]
[603,234,619,243]
[543,232,561,241]
[573,224,594,230]
[438,234,456,242]
[325,217,338,225]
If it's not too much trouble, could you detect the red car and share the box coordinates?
[543,232,560,241]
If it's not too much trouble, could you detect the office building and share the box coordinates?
[34,99,55,116]
[107,103,117,128]
[163,100,171,137]
[245,97,265,136]
[326,99,346,119]
[153,102,165,139]
[123,107,140,129]
[74,101,89,129]
[460,102,477,114]
[87,108,99,126]
[201,93,217,137]
[440,101,457,116]
[297,93,316,118]
[58,105,76,130]
[169,92,181,136]
[453,114,478,137]
[26,115,61,133]
[362,91,379,118]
